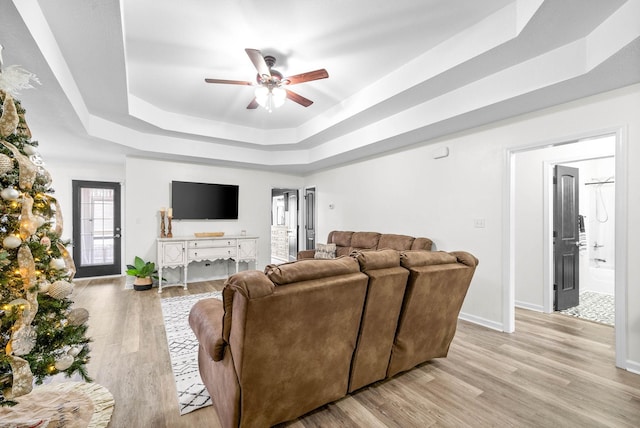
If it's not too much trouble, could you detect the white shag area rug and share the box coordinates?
[160,291,222,415]
[0,382,114,428]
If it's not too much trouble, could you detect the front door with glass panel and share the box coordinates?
[72,181,121,277]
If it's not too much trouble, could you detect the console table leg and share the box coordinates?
[183,264,188,290]
[158,267,163,293]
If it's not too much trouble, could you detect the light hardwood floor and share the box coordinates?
[68,277,640,428]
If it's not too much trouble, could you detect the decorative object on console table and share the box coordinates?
[167,207,173,238]
[194,232,225,237]
[126,256,159,291]
[160,207,166,238]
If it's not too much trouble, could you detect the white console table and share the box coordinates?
[156,235,258,293]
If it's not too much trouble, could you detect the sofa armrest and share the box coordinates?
[189,298,225,361]
[450,251,479,268]
[297,249,316,260]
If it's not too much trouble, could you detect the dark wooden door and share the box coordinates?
[304,187,316,250]
[286,191,298,262]
[72,180,121,278]
[554,165,580,310]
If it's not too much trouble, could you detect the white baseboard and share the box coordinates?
[624,359,640,374]
[458,312,505,332]
[515,301,544,312]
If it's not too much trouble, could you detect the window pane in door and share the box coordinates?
[80,187,115,266]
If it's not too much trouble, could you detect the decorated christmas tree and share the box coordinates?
[0,62,92,403]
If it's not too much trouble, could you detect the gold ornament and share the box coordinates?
[0,153,13,175]
[67,308,89,326]
[48,280,73,300]
[0,92,19,137]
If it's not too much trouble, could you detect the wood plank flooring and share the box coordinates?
[67,277,640,427]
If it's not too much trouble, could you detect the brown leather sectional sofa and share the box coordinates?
[189,248,478,428]
[297,230,433,259]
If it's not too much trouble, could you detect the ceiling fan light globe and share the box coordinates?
[255,86,269,107]
[272,87,286,107]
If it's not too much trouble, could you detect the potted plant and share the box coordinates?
[127,256,159,291]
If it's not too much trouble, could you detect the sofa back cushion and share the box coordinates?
[410,237,433,251]
[265,256,359,285]
[351,232,381,250]
[400,250,456,267]
[353,248,400,271]
[329,230,353,247]
[377,234,415,251]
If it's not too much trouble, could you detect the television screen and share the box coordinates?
[171,181,239,220]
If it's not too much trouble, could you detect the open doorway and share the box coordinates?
[510,131,627,368]
[270,188,299,263]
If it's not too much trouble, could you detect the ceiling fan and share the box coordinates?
[205,48,329,112]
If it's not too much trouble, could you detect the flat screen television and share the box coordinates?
[171,181,239,220]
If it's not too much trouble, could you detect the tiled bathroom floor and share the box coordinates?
[559,291,614,326]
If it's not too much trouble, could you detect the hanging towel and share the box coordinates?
[578,214,587,251]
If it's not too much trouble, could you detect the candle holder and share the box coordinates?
[160,211,166,238]
[167,216,173,238]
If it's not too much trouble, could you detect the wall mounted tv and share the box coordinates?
[171,181,239,220]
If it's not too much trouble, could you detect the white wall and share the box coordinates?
[513,138,615,311]
[305,84,640,370]
[124,157,303,282]
[572,156,616,295]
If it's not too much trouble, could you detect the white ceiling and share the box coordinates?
[2,0,639,174]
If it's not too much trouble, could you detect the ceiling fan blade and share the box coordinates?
[286,89,313,107]
[245,48,271,78]
[283,69,329,85]
[246,98,259,109]
[205,78,253,85]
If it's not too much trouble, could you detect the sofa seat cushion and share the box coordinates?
[266,256,360,285]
